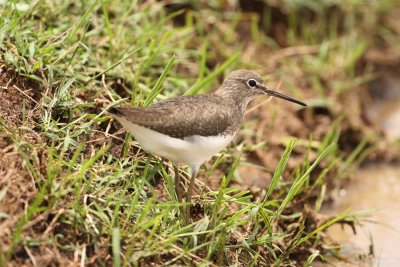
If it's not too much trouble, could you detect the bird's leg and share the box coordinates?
[185,166,199,222]
[174,164,187,223]
[199,165,210,198]
[174,164,183,203]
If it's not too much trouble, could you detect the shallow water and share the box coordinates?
[367,67,400,141]
[324,164,400,266]
[367,98,400,140]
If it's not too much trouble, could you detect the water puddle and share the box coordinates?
[367,99,400,140]
[322,67,400,266]
[324,164,400,266]
[367,66,400,141]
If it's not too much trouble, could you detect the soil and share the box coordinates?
[0,68,48,264]
[0,68,42,217]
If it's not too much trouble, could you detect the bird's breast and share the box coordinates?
[114,115,237,167]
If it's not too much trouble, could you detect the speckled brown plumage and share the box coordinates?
[109,93,242,139]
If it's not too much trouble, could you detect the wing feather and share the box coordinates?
[110,94,238,139]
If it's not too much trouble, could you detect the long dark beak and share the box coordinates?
[257,85,307,107]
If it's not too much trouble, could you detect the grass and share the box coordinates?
[1,0,399,266]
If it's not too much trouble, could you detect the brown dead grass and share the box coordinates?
[0,67,48,266]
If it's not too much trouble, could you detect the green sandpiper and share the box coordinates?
[109,70,306,222]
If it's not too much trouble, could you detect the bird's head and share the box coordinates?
[219,70,306,107]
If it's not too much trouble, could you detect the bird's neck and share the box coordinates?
[215,86,256,114]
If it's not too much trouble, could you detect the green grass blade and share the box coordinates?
[185,52,239,95]
[144,55,176,106]
[88,41,151,83]
[263,138,297,204]
[293,208,350,249]
[70,144,110,184]
[112,228,121,267]
[277,144,335,216]
[68,0,98,41]
[338,135,369,179]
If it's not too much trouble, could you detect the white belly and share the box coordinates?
[114,116,235,168]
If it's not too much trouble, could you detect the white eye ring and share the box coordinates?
[247,79,257,87]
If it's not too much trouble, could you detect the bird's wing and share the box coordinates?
[109,94,237,139]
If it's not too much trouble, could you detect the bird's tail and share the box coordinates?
[108,107,123,116]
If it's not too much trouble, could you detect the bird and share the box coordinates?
[109,70,306,222]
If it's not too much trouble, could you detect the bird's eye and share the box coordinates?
[247,79,257,87]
